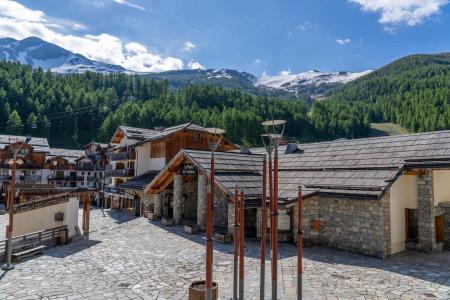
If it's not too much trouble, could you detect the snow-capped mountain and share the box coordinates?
[0,37,125,73]
[0,36,373,98]
[257,70,374,93]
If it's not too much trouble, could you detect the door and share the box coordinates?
[435,214,445,243]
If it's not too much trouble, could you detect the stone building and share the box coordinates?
[145,131,450,258]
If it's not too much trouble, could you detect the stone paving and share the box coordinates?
[0,208,449,299]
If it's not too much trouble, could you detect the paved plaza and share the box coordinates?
[0,208,449,299]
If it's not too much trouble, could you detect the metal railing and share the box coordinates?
[105,168,135,177]
[0,225,68,262]
[107,152,136,161]
[47,175,84,181]
[75,165,104,171]
[19,175,42,181]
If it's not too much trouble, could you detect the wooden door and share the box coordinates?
[435,214,445,243]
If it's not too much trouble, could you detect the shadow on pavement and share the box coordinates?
[147,219,297,259]
[302,247,450,288]
[44,239,101,258]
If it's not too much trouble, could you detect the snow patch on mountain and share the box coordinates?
[257,70,373,90]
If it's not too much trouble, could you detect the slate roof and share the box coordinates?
[147,129,450,204]
[46,148,86,163]
[136,122,206,144]
[118,171,160,190]
[118,126,161,141]
[0,134,49,150]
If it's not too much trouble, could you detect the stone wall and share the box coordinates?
[292,194,391,258]
[214,186,229,230]
[183,178,198,220]
[417,170,436,252]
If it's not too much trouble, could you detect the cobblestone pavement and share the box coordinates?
[0,208,449,299]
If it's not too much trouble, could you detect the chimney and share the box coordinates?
[284,143,303,154]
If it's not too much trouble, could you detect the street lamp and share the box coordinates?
[261,120,286,300]
[2,135,31,271]
[204,127,225,300]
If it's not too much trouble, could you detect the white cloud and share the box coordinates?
[113,0,145,11]
[349,0,449,27]
[336,38,351,45]
[188,60,205,70]
[183,41,196,52]
[254,58,261,64]
[280,70,292,76]
[0,0,191,72]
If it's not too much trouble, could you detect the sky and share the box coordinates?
[1,0,450,75]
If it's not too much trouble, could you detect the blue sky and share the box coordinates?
[1,0,450,74]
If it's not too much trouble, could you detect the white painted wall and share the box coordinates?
[149,157,166,171]
[136,143,152,176]
[13,198,79,238]
[389,175,418,254]
[433,170,450,205]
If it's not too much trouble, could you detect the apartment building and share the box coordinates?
[104,123,237,215]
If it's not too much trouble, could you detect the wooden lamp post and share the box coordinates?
[2,136,31,271]
[204,127,225,300]
[261,120,286,300]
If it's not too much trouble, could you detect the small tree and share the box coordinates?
[6,110,23,135]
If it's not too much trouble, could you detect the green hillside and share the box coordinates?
[313,53,450,139]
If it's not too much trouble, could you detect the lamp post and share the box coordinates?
[261,120,286,300]
[2,136,31,271]
[260,154,267,299]
[205,127,225,300]
[297,186,303,300]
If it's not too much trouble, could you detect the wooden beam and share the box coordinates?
[404,169,426,176]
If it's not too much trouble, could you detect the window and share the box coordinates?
[405,209,419,242]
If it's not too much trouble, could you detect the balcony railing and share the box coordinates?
[47,175,84,181]
[75,165,104,171]
[0,175,11,180]
[48,165,76,171]
[0,163,41,169]
[105,168,135,177]
[19,175,42,182]
[107,152,136,161]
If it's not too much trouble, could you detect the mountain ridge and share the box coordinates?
[0,36,371,98]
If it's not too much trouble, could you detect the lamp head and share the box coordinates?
[205,127,225,135]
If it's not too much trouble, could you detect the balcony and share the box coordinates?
[105,168,135,177]
[0,175,11,180]
[87,176,102,181]
[48,165,75,171]
[75,165,104,171]
[107,152,136,161]
[47,175,84,181]
[19,175,42,182]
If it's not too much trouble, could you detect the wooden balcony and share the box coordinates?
[105,168,135,177]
